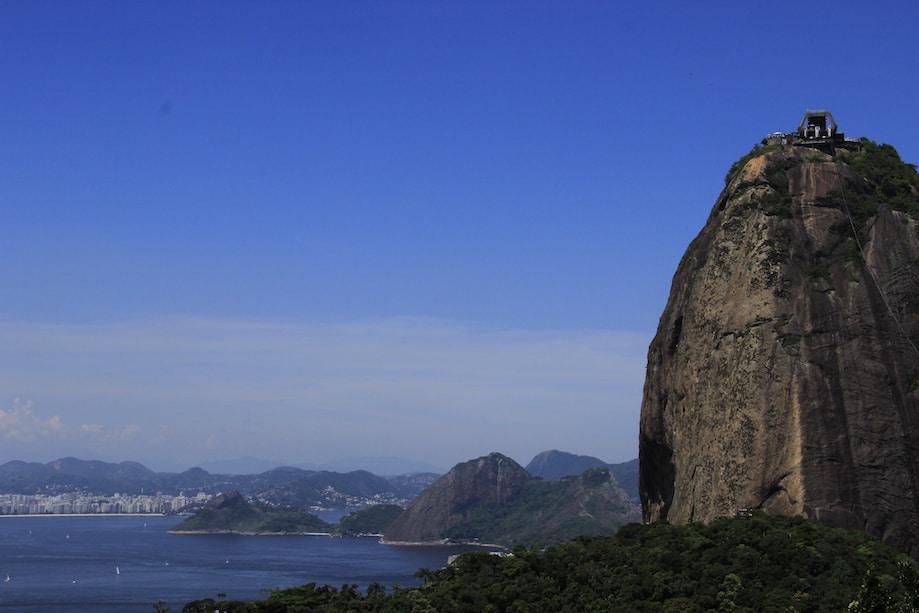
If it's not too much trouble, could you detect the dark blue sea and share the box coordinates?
[0,515,487,612]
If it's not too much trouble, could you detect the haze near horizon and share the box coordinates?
[2,1,918,472]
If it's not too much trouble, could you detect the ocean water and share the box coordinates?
[0,515,484,612]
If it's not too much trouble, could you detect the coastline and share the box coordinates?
[167,529,333,536]
[0,513,169,518]
[380,538,506,550]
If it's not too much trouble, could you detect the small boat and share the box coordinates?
[116,566,120,576]
[4,574,10,583]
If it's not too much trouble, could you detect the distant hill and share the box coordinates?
[0,457,438,510]
[526,450,609,480]
[525,450,639,504]
[256,469,395,508]
[171,492,404,536]
[383,452,641,547]
[198,457,282,475]
[169,490,329,534]
[197,455,445,475]
[0,457,157,495]
[304,456,446,476]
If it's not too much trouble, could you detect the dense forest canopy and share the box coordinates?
[179,513,919,612]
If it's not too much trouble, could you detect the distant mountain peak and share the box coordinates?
[526,449,608,481]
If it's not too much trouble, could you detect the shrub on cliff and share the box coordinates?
[842,138,919,219]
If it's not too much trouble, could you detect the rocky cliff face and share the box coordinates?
[640,140,919,555]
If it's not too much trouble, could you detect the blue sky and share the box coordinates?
[2,1,918,473]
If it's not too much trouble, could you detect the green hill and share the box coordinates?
[525,449,640,504]
[182,512,919,612]
[336,504,404,536]
[169,490,329,534]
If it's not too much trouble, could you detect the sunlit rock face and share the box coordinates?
[640,143,919,556]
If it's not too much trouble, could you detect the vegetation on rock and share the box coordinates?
[724,142,777,186]
[724,137,919,224]
[844,138,919,218]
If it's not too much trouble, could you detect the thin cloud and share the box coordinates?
[0,399,140,448]
[0,316,649,467]
[0,398,64,441]
[80,423,104,435]
[80,422,141,442]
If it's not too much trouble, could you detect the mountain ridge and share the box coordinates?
[0,457,438,510]
[0,452,640,524]
[383,452,640,547]
[526,449,639,503]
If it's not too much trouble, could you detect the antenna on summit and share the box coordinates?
[766,109,861,154]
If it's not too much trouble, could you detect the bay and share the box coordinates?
[0,515,487,612]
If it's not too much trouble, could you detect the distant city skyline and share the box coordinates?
[3,2,919,472]
[0,491,211,516]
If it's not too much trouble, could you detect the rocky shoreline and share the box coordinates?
[380,537,506,550]
[167,528,332,536]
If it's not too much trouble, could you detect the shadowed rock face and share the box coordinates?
[640,144,919,555]
[383,452,530,543]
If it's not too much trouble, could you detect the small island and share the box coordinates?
[168,490,331,535]
[335,504,404,536]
